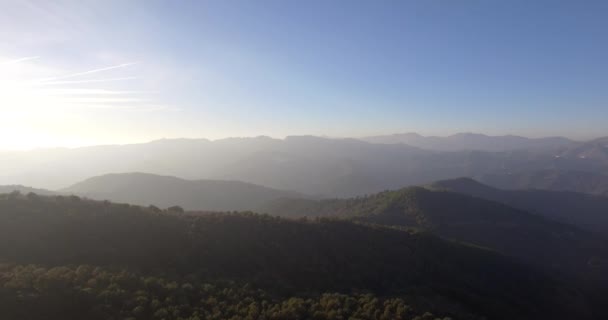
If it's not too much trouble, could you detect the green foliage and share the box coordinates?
[430,177,608,234]
[0,193,594,319]
[263,186,608,281]
[0,264,451,320]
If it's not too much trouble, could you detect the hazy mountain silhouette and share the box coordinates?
[556,136,608,162]
[363,132,576,151]
[471,137,608,195]
[1,135,606,197]
[63,172,301,211]
[480,169,608,196]
[0,185,57,196]
[0,136,433,196]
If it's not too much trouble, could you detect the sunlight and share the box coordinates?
[0,56,143,150]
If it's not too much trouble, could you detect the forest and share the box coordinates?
[0,264,449,320]
[0,191,594,319]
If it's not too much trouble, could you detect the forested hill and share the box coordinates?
[429,177,608,234]
[0,192,593,320]
[62,172,301,211]
[479,169,608,197]
[260,187,608,282]
[0,185,56,196]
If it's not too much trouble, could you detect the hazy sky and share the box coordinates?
[1,0,607,150]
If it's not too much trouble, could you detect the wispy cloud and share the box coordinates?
[62,97,146,104]
[64,104,178,111]
[36,77,138,86]
[38,62,139,82]
[0,56,40,65]
[40,89,145,95]
[0,56,175,134]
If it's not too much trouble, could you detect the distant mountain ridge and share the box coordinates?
[1,134,607,197]
[480,170,608,196]
[0,136,433,196]
[474,137,608,195]
[557,136,608,162]
[0,185,56,196]
[363,132,577,151]
[63,172,301,211]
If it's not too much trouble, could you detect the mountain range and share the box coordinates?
[1,133,607,198]
[479,169,608,196]
[14,173,607,239]
[363,132,577,151]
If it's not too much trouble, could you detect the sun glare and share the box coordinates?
[0,56,143,150]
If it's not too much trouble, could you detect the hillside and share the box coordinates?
[0,185,56,196]
[62,172,301,211]
[430,178,608,234]
[260,187,608,282]
[480,169,608,196]
[0,193,594,320]
[557,136,608,163]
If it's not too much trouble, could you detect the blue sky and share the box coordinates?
[0,0,607,149]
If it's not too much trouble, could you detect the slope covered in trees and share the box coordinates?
[429,178,608,234]
[0,185,56,196]
[480,169,608,197]
[0,192,593,319]
[62,172,301,211]
[0,264,459,320]
[260,187,608,282]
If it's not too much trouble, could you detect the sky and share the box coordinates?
[0,0,607,150]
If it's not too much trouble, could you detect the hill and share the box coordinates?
[0,185,56,196]
[556,136,608,163]
[480,169,608,196]
[363,132,576,152]
[62,172,301,211]
[430,178,608,234]
[260,187,608,281]
[0,193,594,320]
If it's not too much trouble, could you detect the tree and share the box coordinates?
[167,205,184,213]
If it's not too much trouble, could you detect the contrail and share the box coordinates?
[62,97,145,104]
[0,56,40,66]
[38,62,140,82]
[40,89,143,95]
[65,104,176,111]
[36,77,138,86]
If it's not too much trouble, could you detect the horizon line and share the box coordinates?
[1,131,603,152]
